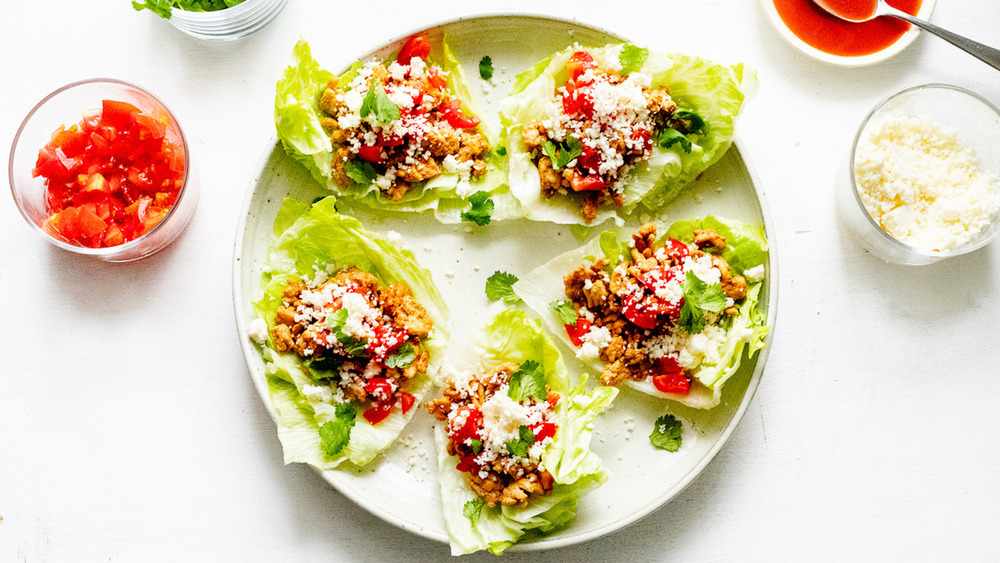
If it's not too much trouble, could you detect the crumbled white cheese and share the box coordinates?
[576,325,612,361]
[855,115,1000,251]
[743,264,765,283]
[247,318,268,343]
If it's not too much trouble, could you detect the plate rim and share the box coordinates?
[231,12,779,551]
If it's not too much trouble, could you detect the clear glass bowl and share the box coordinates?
[9,78,199,262]
[836,83,1000,265]
[167,0,288,41]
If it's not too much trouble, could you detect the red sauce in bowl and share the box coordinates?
[773,0,922,57]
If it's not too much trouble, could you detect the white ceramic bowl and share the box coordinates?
[760,0,937,66]
[837,83,1000,264]
[167,0,287,41]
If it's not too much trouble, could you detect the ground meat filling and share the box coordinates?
[318,54,490,201]
[563,223,748,388]
[521,50,694,223]
[273,267,432,410]
[426,364,560,508]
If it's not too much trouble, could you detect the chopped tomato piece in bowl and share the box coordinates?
[9,79,198,262]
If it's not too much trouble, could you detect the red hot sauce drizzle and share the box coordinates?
[773,0,923,57]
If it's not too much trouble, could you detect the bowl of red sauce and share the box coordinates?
[9,79,198,262]
[761,0,936,65]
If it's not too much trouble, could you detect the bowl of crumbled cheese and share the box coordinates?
[840,83,1000,265]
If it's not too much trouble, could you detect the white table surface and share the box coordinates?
[3,0,1000,560]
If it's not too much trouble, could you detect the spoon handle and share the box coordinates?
[883,6,1000,71]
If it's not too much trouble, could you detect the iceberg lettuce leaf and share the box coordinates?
[435,310,616,554]
[273,39,511,223]
[252,196,449,467]
[500,44,757,225]
[513,215,768,409]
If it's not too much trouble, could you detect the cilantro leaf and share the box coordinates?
[507,360,546,402]
[496,146,507,156]
[359,83,400,124]
[506,425,536,457]
[657,128,693,154]
[463,498,486,526]
[344,160,377,185]
[319,402,358,457]
[385,342,415,368]
[326,308,368,355]
[461,191,494,226]
[304,355,342,374]
[548,299,579,325]
[479,56,494,80]
[677,270,728,334]
[541,137,583,169]
[673,110,706,135]
[649,414,683,452]
[619,44,649,75]
[470,439,483,454]
[485,271,521,303]
[132,0,174,19]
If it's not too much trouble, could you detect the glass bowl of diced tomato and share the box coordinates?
[9,78,198,262]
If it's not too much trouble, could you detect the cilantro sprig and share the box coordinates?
[479,56,494,80]
[619,44,649,75]
[485,271,521,304]
[326,308,369,355]
[541,137,582,170]
[677,271,728,334]
[549,299,579,325]
[461,191,494,226]
[133,0,244,19]
[506,425,536,457]
[385,343,415,368]
[359,83,400,124]
[344,160,377,185]
[463,498,487,526]
[507,360,546,402]
[319,403,358,457]
[649,414,683,452]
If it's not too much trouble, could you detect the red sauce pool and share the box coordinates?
[773,0,923,57]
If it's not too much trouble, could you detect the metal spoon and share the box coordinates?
[812,0,1000,70]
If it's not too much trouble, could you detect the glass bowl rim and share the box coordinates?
[848,82,1000,260]
[8,77,192,257]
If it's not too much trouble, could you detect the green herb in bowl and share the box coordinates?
[132,0,245,19]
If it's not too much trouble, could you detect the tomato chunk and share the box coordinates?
[570,173,606,192]
[33,99,184,248]
[397,34,431,64]
[400,392,415,414]
[565,317,592,346]
[652,357,691,395]
[566,51,598,84]
[363,402,393,425]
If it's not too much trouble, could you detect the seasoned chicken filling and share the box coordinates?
[319,54,489,201]
[560,223,747,389]
[521,50,699,223]
[426,363,560,508]
[273,266,432,411]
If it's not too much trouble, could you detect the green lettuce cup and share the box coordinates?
[514,216,769,409]
[274,38,511,223]
[251,196,449,468]
[427,310,616,554]
[500,44,757,225]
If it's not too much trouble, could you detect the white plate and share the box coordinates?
[760,0,937,66]
[233,14,779,551]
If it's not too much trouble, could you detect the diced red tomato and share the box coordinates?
[400,392,415,414]
[364,378,394,402]
[652,357,691,395]
[665,238,690,262]
[397,34,431,64]
[438,99,480,129]
[377,132,404,148]
[570,173,606,192]
[356,145,383,163]
[456,454,479,473]
[546,392,560,407]
[565,317,592,346]
[425,68,448,91]
[33,99,184,248]
[449,406,482,444]
[632,128,653,153]
[577,144,602,175]
[363,402,393,425]
[622,293,660,329]
[566,51,598,84]
[532,422,557,442]
[101,100,140,129]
